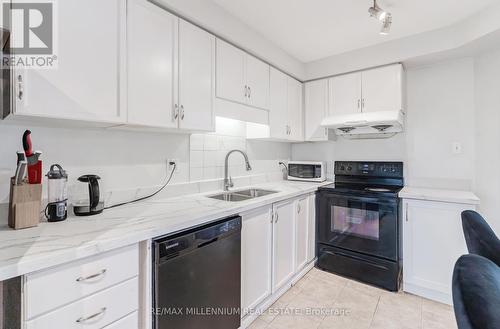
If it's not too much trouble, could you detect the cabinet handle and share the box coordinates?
[173,104,179,120]
[248,86,251,98]
[244,85,248,98]
[17,75,24,101]
[405,204,408,222]
[76,269,107,282]
[297,203,301,213]
[76,307,107,323]
[275,212,279,223]
[180,105,185,120]
[362,98,365,110]
[324,128,328,136]
[357,99,360,109]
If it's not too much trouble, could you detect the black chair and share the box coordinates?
[452,254,500,329]
[461,210,500,267]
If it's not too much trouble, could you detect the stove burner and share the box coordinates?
[365,187,392,192]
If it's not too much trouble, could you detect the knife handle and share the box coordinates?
[28,160,42,184]
[23,130,33,157]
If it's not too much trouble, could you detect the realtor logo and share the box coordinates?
[4,2,53,54]
[2,0,57,68]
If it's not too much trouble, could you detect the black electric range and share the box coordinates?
[316,161,404,291]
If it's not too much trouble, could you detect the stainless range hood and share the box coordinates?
[321,110,405,139]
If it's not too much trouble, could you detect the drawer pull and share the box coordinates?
[76,307,107,323]
[76,269,107,282]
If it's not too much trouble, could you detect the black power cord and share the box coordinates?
[104,163,177,210]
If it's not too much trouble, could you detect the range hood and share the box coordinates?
[321,110,405,139]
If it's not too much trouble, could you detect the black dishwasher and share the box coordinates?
[153,216,241,329]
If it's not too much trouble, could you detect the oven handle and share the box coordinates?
[321,193,397,205]
[322,250,389,270]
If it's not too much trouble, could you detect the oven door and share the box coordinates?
[317,191,399,261]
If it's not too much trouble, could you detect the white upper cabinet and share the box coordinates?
[15,0,126,124]
[216,40,247,105]
[128,2,214,131]
[329,72,362,116]
[127,0,177,128]
[177,20,215,131]
[287,77,304,141]
[304,79,329,141]
[216,40,270,110]
[267,67,303,142]
[328,64,403,116]
[361,65,403,113]
[245,55,270,110]
[268,68,289,140]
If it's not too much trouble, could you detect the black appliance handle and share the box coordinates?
[322,192,397,205]
[88,177,100,209]
[322,250,388,270]
[198,237,219,249]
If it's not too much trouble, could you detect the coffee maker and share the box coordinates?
[73,175,104,216]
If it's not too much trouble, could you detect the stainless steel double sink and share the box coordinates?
[207,188,278,202]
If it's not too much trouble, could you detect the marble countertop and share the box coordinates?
[0,180,328,281]
[399,186,480,205]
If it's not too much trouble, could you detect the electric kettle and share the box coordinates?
[73,175,104,216]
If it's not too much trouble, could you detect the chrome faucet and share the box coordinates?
[224,150,252,191]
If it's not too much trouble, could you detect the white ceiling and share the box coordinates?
[210,0,498,63]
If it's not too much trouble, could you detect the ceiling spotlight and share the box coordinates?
[368,0,392,34]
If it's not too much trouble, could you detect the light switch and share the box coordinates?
[452,142,462,154]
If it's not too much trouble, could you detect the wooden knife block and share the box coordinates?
[8,178,42,230]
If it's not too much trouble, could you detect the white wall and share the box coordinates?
[406,58,475,190]
[474,49,500,233]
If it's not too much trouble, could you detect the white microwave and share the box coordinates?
[287,161,326,182]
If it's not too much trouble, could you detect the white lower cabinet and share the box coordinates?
[307,194,317,263]
[295,196,309,271]
[241,206,273,315]
[24,244,139,329]
[103,311,139,329]
[272,199,296,292]
[403,199,475,304]
[241,193,317,326]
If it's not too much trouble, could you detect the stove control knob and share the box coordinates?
[340,165,345,171]
[391,167,396,173]
[347,166,352,172]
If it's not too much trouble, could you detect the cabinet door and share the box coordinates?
[245,55,270,110]
[268,68,288,140]
[241,207,273,315]
[216,40,246,104]
[361,64,403,113]
[272,200,296,292]
[15,0,126,123]
[295,196,309,271]
[307,194,316,263]
[178,20,215,131]
[304,79,329,141]
[287,78,304,141]
[329,72,361,116]
[403,200,470,304]
[127,0,177,128]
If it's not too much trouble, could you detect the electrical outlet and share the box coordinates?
[167,159,179,173]
[452,142,462,154]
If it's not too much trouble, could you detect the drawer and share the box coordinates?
[103,311,138,329]
[26,277,138,329]
[25,244,139,319]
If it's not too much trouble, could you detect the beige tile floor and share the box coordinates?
[248,268,457,329]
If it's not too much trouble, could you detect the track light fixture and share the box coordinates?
[368,0,392,35]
